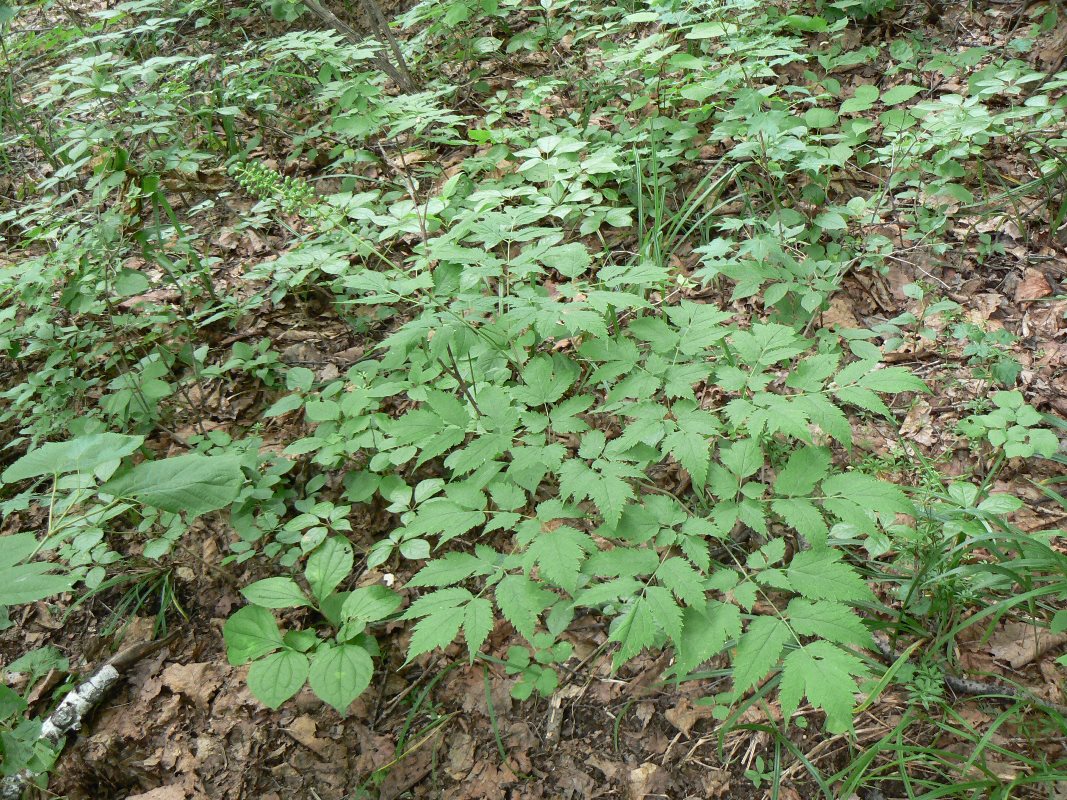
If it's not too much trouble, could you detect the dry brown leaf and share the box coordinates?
[126,786,187,800]
[161,661,224,710]
[627,762,668,800]
[1015,268,1053,302]
[664,696,714,735]
[988,623,1067,670]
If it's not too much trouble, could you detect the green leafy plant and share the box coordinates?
[224,536,400,712]
[957,391,1059,460]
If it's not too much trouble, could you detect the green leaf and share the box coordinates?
[610,597,656,668]
[787,599,873,647]
[309,643,373,714]
[880,84,922,105]
[341,585,402,623]
[305,537,353,603]
[786,549,874,603]
[674,601,742,676]
[771,498,829,546]
[264,394,305,417]
[732,616,790,695]
[248,650,309,709]
[821,472,910,516]
[495,574,555,639]
[406,604,465,662]
[840,83,879,113]
[774,447,831,496]
[241,577,311,609]
[541,242,591,278]
[644,585,683,644]
[408,552,487,587]
[2,433,143,483]
[0,562,73,606]
[101,454,244,516]
[525,526,590,593]
[813,211,847,231]
[224,606,284,665]
[857,366,928,393]
[463,597,494,660]
[720,438,763,479]
[778,641,869,733]
[657,557,705,607]
[686,20,738,38]
[663,429,710,489]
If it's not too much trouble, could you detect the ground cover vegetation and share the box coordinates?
[1,0,1067,795]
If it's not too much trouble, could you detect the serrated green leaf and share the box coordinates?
[771,498,829,546]
[408,552,487,587]
[674,601,742,676]
[495,574,555,639]
[774,446,831,496]
[525,526,590,592]
[786,549,874,603]
[720,438,763,479]
[857,366,928,394]
[309,643,373,714]
[241,577,311,609]
[833,385,891,417]
[406,604,465,662]
[610,597,656,668]
[778,641,868,733]
[732,615,791,695]
[663,429,710,489]
[248,650,309,709]
[787,599,873,647]
[821,472,910,515]
[644,585,683,644]
[463,597,494,660]
[657,557,705,607]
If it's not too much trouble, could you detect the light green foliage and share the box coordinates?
[958,391,1059,459]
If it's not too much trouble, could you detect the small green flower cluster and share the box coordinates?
[231,161,315,215]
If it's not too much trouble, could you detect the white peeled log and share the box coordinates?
[0,635,174,800]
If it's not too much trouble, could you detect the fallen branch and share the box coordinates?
[0,634,177,800]
[869,629,1067,717]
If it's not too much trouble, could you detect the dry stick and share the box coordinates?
[299,0,415,92]
[0,634,178,800]
[869,628,1067,717]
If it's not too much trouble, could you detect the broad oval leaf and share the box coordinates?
[247,650,309,709]
[241,577,310,609]
[305,537,354,603]
[223,606,284,665]
[101,454,243,516]
[309,643,373,714]
[2,433,143,483]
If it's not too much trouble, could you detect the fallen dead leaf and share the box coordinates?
[161,661,224,710]
[628,762,668,800]
[1015,268,1053,302]
[664,696,714,736]
[286,715,330,757]
[126,786,186,800]
[988,623,1067,670]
